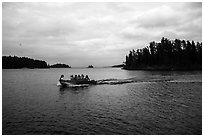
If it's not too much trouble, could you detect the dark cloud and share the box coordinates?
[184,2,202,9]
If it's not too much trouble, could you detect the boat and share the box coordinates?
[58,81,89,88]
[58,79,97,88]
[74,80,97,85]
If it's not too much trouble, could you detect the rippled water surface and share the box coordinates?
[2,68,202,135]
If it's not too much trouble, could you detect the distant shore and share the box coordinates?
[123,37,202,71]
[123,65,202,71]
[2,56,71,69]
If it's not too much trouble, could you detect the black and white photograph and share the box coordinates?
[2,2,202,135]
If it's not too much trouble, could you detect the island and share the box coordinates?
[112,64,124,68]
[2,56,71,69]
[88,65,94,68]
[2,56,49,69]
[123,37,202,70]
[49,63,71,68]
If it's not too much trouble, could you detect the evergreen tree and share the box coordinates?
[124,37,202,70]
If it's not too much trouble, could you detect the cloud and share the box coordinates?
[134,6,179,28]
[183,2,202,10]
[2,2,202,67]
[134,4,201,29]
[120,3,202,43]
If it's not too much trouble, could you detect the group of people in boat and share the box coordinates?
[70,74,90,82]
[59,74,90,83]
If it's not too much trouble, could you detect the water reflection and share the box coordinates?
[58,85,93,100]
[59,86,89,92]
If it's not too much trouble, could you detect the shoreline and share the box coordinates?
[122,65,202,71]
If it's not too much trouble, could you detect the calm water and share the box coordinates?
[2,68,202,135]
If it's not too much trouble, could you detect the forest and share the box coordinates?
[2,56,49,69]
[124,37,202,70]
[2,56,72,69]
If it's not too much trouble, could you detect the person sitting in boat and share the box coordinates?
[70,75,74,82]
[74,75,78,81]
[59,75,65,83]
[81,74,84,80]
[85,75,90,81]
[77,75,81,80]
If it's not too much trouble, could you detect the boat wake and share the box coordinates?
[96,74,202,85]
[96,79,134,85]
[96,76,173,85]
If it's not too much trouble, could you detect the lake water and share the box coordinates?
[2,68,202,135]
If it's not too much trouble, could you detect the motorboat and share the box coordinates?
[57,79,97,88]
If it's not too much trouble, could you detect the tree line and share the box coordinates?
[2,56,71,69]
[124,37,202,70]
[49,63,71,68]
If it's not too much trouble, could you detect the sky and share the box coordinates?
[2,2,202,67]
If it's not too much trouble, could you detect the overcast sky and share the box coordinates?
[2,2,202,67]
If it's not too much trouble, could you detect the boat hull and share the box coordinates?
[75,80,97,85]
[59,81,90,88]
